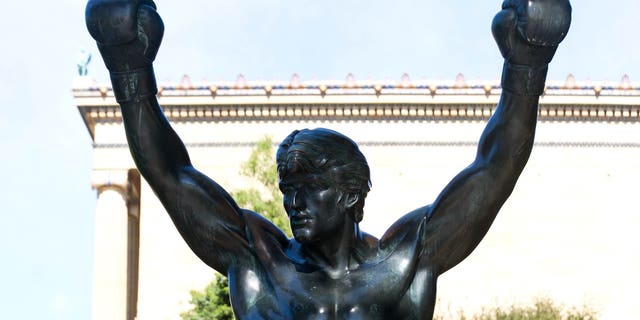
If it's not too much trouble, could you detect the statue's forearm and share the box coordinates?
[422,0,570,276]
[475,63,544,176]
[113,67,191,186]
[422,65,543,274]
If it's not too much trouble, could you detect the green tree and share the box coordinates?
[180,275,233,320]
[230,137,291,236]
[181,136,290,320]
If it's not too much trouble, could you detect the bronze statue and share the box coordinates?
[86,0,571,318]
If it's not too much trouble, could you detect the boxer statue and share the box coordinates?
[86,1,571,318]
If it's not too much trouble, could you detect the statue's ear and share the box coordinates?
[343,193,360,210]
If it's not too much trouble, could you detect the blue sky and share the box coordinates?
[0,1,638,319]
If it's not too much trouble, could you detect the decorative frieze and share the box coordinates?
[73,79,640,140]
[92,140,640,150]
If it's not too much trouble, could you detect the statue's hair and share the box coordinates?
[276,128,371,223]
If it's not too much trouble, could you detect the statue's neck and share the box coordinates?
[302,222,361,278]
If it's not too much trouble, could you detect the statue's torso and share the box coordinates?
[229,212,435,319]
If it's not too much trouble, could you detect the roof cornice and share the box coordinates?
[72,77,640,140]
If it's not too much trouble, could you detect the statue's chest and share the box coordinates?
[228,258,418,319]
[231,212,430,318]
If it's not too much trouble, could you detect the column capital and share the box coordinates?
[91,169,129,193]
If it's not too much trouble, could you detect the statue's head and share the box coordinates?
[276,128,371,242]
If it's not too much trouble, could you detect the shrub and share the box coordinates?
[434,297,597,320]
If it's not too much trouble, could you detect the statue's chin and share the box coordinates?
[292,228,315,244]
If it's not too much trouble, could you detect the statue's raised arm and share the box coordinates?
[413,0,571,276]
[85,0,284,275]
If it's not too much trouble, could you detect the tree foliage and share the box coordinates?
[181,136,289,320]
[434,297,597,320]
[231,137,291,237]
[180,275,233,320]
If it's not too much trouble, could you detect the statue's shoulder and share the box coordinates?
[241,209,290,249]
[381,206,430,241]
[377,206,430,256]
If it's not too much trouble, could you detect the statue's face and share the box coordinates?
[280,171,347,244]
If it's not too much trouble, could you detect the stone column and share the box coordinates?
[90,170,132,320]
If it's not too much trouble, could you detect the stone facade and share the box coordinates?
[74,76,640,319]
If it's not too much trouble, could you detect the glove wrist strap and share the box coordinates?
[110,66,158,104]
[501,62,548,96]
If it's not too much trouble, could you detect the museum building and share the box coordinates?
[73,73,640,320]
